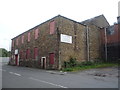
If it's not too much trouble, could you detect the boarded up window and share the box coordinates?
[49,21,55,34]
[20,50,23,59]
[22,35,24,44]
[49,53,55,64]
[26,49,30,59]
[12,40,14,47]
[35,29,39,39]
[28,32,30,42]
[23,51,25,59]
[34,47,38,59]
[20,50,25,59]
[16,38,18,46]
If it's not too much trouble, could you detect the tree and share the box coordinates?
[0,48,10,57]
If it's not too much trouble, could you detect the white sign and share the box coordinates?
[15,49,18,55]
[60,34,72,44]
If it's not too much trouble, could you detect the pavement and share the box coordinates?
[1,61,119,88]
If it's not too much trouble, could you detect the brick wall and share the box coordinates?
[100,24,120,61]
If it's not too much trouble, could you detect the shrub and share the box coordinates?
[69,57,77,67]
[80,61,94,66]
[64,57,78,68]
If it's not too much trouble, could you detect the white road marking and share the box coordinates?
[9,72,21,76]
[29,77,68,88]
[14,73,21,76]
[9,72,14,74]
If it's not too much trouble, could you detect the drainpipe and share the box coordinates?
[57,16,61,70]
[86,25,90,61]
[104,28,107,62]
[57,28,61,70]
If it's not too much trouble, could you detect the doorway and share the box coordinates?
[41,57,46,69]
[15,55,18,66]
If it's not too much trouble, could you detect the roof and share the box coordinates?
[81,14,110,28]
[12,15,86,40]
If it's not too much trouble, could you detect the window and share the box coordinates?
[22,35,24,44]
[26,49,30,59]
[49,20,55,34]
[34,47,38,59]
[35,29,39,39]
[49,53,55,64]
[12,40,14,47]
[16,38,18,46]
[23,51,25,59]
[20,50,25,59]
[28,32,30,42]
[20,50,23,59]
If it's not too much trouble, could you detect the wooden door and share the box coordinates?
[49,53,54,64]
[15,55,18,66]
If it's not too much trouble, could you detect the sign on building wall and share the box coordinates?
[15,49,18,55]
[60,34,72,44]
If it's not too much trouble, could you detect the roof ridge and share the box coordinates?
[12,15,86,40]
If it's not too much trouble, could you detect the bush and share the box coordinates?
[63,60,118,72]
[69,57,77,67]
[80,61,94,66]
[64,57,78,68]
[0,48,10,57]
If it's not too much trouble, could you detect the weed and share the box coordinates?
[63,61,118,72]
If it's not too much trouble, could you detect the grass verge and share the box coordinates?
[62,62,118,72]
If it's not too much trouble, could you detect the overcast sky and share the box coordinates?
[0,0,119,51]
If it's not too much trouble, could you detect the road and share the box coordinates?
[1,62,118,88]
[0,62,2,89]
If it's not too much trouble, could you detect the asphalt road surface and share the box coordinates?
[2,62,118,88]
[0,62,2,89]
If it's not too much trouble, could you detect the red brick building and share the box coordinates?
[82,15,120,61]
[100,23,120,61]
